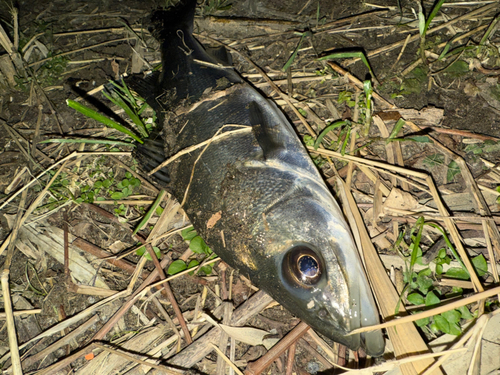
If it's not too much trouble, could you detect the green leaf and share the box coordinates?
[125,172,132,179]
[423,153,445,168]
[417,276,433,294]
[201,264,214,275]
[136,246,146,257]
[418,268,432,277]
[445,267,470,280]
[425,291,440,306]
[448,321,462,335]
[442,309,461,324]
[406,135,432,143]
[188,259,200,275]
[121,179,130,187]
[156,206,164,216]
[94,181,103,189]
[472,254,488,276]
[447,160,460,182]
[457,305,474,320]
[438,248,447,258]
[434,314,450,334]
[416,317,430,327]
[181,227,198,241]
[436,264,443,275]
[167,260,187,275]
[111,192,123,200]
[130,178,141,188]
[190,236,209,254]
[407,293,425,305]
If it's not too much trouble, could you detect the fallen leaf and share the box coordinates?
[207,211,222,229]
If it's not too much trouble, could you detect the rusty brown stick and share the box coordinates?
[145,243,193,344]
[285,342,296,375]
[64,211,69,280]
[92,255,171,341]
[83,202,133,230]
[35,344,97,375]
[72,237,149,278]
[418,126,500,141]
[245,322,310,375]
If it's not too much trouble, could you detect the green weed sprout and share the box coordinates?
[418,0,446,63]
[66,99,143,144]
[317,51,377,83]
[282,31,313,72]
[395,218,485,335]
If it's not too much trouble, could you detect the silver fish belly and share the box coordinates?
[130,0,385,356]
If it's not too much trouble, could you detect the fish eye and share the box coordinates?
[283,246,322,287]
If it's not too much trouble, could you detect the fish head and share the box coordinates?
[254,191,385,356]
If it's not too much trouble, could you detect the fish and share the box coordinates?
[129,0,385,356]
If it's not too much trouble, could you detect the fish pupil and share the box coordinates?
[298,255,319,280]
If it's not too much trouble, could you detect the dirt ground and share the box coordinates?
[1,0,500,374]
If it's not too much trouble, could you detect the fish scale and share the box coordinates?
[129,0,385,356]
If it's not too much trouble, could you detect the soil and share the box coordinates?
[1,0,500,374]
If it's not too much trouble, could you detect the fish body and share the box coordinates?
[130,0,384,356]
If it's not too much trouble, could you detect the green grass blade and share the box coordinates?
[313,120,348,150]
[282,31,312,72]
[363,80,373,136]
[103,91,148,138]
[479,15,500,56]
[422,0,447,37]
[425,222,468,274]
[387,118,405,142]
[66,99,143,144]
[133,189,167,235]
[317,51,376,80]
[410,217,425,269]
[438,42,452,60]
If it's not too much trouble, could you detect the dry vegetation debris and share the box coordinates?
[1,0,500,374]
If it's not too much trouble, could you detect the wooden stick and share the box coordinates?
[1,271,22,375]
[244,322,310,375]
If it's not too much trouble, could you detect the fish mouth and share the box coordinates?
[310,284,384,357]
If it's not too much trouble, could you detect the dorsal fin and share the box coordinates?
[249,101,286,160]
[205,46,233,66]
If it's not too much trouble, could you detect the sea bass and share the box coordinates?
[130,0,385,356]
